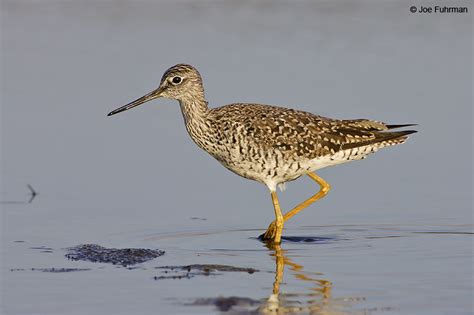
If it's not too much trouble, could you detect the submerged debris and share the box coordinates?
[190,217,207,221]
[27,184,38,203]
[157,264,258,273]
[11,268,91,273]
[66,244,165,266]
[154,264,258,280]
[28,245,54,253]
[0,184,38,204]
[191,296,260,312]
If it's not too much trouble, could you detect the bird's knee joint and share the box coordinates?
[321,184,331,194]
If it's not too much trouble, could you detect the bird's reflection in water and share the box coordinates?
[258,243,361,314]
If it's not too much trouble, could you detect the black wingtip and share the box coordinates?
[386,124,418,129]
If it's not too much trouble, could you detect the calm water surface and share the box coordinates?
[1,1,472,314]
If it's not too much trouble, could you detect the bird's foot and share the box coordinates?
[259,220,283,244]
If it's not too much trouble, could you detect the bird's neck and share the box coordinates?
[178,96,211,146]
[179,94,209,123]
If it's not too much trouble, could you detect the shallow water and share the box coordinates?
[1,1,472,314]
[2,223,472,315]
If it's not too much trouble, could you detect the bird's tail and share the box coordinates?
[386,124,418,130]
[378,129,417,147]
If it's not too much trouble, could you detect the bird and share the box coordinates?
[108,64,416,244]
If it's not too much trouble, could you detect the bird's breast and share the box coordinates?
[184,119,310,186]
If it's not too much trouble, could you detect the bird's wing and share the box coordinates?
[214,104,415,159]
[340,119,417,131]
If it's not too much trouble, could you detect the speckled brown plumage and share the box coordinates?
[203,102,416,190]
[108,63,417,243]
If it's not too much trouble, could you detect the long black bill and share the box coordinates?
[107,88,162,116]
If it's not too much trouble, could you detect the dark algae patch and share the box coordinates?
[154,264,258,280]
[11,268,91,273]
[191,296,260,312]
[66,244,165,266]
[162,264,258,273]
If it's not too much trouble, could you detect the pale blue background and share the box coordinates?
[1,1,472,314]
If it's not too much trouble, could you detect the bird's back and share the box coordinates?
[209,103,414,157]
[203,103,416,187]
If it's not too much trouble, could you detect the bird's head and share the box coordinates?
[108,64,204,116]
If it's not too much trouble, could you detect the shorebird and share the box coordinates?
[108,64,416,244]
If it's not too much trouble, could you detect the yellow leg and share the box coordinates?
[262,191,284,244]
[283,172,331,221]
[261,172,331,242]
[271,191,284,244]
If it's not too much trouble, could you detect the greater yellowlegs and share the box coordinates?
[108,64,416,244]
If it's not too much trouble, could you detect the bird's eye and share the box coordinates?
[171,76,182,84]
